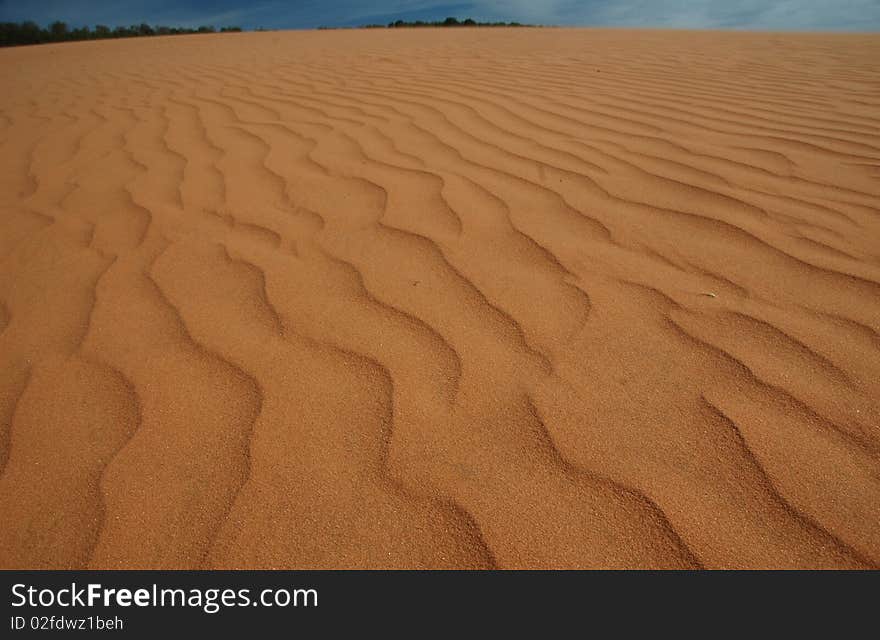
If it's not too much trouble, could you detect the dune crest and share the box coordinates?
[0,28,878,569]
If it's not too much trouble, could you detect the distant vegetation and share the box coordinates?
[0,21,242,47]
[388,17,531,28]
[318,17,535,30]
[1,16,534,47]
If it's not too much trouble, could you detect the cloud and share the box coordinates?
[1,0,878,31]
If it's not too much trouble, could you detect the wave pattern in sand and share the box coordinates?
[0,29,878,569]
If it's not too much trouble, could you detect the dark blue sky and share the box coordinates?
[1,1,878,31]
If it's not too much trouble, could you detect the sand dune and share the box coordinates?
[0,28,878,569]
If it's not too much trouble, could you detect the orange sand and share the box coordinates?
[0,28,878,569]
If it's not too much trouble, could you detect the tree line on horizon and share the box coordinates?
[0,21,243,48]
[323,17,535,29]
[0,16,535,48]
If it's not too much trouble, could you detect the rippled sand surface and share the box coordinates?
[1,28,878,569]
